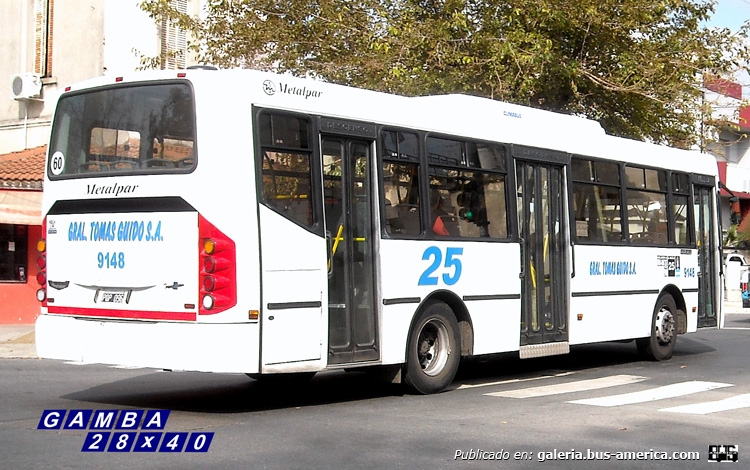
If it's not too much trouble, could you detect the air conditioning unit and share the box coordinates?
[10,73,42,100]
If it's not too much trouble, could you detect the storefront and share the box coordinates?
[0,146,45,324]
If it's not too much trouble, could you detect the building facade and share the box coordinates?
[703,77,750,238]
[0,146,44,323]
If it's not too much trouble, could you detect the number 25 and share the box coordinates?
[419,246,463,286]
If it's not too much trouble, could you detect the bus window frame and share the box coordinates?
[569,155,628,246]
[47,80,199,180]
[424,133,511,241]
[379,127,425,239]
[378,128,513,242]
[667,170,695,247]
[253,107,324,237]
[624,163,670,246]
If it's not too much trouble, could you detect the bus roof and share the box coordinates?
[59,68,716,177]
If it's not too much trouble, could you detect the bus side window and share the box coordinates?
[382,162,421,236]
[381,130,421,236]
[625,165,668,245]
[261,150,314,227]
[571,157,623,244]
[258,113,314,228]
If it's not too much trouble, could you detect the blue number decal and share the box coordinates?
[442,247,463,285]
[97,252,125,269]
[419,246,463,286]
[418,246,442,285]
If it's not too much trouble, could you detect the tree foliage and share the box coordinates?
[140,0,749,147]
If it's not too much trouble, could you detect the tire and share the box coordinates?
[403,300,461,394]
[636,294,677,361]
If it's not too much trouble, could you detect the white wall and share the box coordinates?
[0,0,107,154]
[0,0,192,154]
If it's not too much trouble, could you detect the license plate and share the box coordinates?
[100,291,126,303]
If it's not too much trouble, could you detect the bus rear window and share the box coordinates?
[48,82,196,178]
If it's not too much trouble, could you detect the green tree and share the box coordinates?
[140,0,749,147]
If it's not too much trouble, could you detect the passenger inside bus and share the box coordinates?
[431,189,459,237]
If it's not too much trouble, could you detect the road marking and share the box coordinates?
[484,374,647,398]
[660,393,750,415]
[455,371,576,390]
[569,381,733,407]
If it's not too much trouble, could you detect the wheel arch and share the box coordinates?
[660,284,687,334]
[415,290,473,356]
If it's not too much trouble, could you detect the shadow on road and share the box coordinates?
[62,368,408,413]
[60,335,718,414]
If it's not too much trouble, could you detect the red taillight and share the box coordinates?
[198,215,237,315]
[202,275,215,292]
[37,219,47,305]
[203,257,215,273]
[203,256,231,274]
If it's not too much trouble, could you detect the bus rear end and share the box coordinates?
[34,74,256,373]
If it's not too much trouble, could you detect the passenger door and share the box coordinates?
[694,182,718,328]
[322,136,379,364]
[515,150,570,357]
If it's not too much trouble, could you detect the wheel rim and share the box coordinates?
[655,306,675,345]
[417,318,451,376]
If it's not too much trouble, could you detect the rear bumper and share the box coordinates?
[35,314,260,374]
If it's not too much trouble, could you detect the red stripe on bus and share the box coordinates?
[46,306,196,321]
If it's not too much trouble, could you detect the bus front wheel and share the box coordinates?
[637,294,677,361]
[404,301,461,394]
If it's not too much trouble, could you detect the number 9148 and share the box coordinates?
[97,251,125,269]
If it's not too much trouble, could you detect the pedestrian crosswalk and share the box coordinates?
[660,393,750,415]
[473,373,750,415]
[485,374,647,398]
[569,380,733,407]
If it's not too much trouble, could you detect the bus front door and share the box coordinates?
[322,137,379,365]
[516,159,570,357]
[695,184,718,328]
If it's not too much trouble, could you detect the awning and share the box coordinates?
[0,189,43,225]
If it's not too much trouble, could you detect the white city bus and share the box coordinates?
[35,69,723,394]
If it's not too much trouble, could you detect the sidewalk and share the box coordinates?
[0,325,36,359]
[724,300,749,314]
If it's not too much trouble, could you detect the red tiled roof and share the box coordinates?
[0,145,46,188]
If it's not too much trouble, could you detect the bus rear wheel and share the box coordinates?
[636,294,677,361]
[404,301,460,394]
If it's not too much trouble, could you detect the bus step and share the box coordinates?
[519,342,570,359]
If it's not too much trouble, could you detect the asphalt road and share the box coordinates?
[1,314,749,469]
